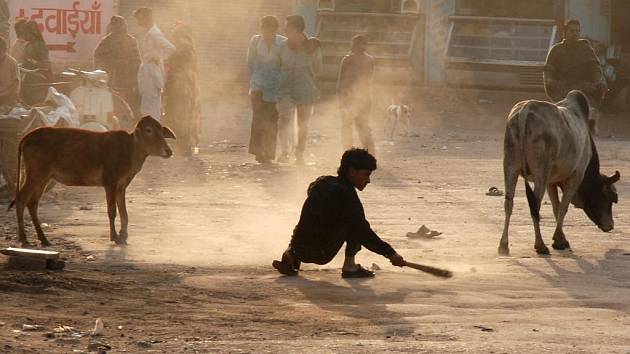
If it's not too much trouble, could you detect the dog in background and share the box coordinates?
[385,101,411,139]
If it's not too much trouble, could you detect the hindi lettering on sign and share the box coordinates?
[21,1,102,38]
[10,0,113,60]
[44,9,67,35]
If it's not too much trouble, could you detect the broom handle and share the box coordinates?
[403,261,453,278]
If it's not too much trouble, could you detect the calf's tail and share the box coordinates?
[7,139,23,211]
[517,103,540,223]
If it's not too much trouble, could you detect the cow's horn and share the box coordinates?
[607,170,621,184]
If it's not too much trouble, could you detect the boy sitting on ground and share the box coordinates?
[273,148,406,278]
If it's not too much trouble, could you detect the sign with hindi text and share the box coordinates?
[8,0,114,62]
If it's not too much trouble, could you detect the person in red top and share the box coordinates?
[337,35,376,154]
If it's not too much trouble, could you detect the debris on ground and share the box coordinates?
[137,340,152,348]
[1,247,65,270]
[474,325,494,332]
[87,340,111,352]
[21,324,44,331]
[91,318,104,336]
[406,225,443,239]
[486,187,504,197]
[46,325,85,340]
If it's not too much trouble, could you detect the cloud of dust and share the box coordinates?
[97,0,543,268]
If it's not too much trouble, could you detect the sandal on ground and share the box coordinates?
[486,187,504,197]
[341,264,375,278]
[272,260,298,276]
[406,224,443,239]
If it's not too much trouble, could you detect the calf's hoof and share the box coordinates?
[114,237,128,246]
[535,245,550,255]
[552,240,571,250]
[20,241,32,248]
[497,245,510,256]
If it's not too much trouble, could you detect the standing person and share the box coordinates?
[163,23,201,156]
[272,148,406,277]
[277,15,322,164]
[10,18,28,64]
[0,37,19,108]
[134,7,175,121]
[20,20,50,105]
[94,15,142,118]
[544,19,607,105]
[21,20,50,72]
[246,15,286,164]
[337,35,376,154]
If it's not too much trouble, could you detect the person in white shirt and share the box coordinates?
[133,7,175,120]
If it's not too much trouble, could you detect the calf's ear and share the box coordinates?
[607,171,620,185]
[162,126,176,139]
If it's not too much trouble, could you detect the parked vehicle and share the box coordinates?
[60,69,135,131]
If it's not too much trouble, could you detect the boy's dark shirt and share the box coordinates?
[292,175,395,257]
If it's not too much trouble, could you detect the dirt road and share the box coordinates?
[1,91,630,353]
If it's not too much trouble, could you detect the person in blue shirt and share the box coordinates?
[276,15,322,164]
[246,15,286,164]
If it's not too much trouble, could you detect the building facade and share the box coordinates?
[300,0,629,90]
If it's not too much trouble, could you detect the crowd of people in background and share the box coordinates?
[247,14,325,165]
[246,14,377,166]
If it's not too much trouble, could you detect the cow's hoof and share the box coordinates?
[497,246,510,256]
[40,240,52,247]
[114,238,128,246]
[535,246,550,255]
[552,241,571,250]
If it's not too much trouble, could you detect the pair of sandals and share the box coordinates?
[272,259,374,278]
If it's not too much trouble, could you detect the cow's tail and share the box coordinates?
[518,103,540,223]
[7,138,23,211]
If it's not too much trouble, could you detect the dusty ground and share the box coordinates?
[1,88,630,353]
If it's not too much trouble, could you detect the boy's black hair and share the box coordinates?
[337,148,377,177]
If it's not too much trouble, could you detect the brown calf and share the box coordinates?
[9,116,175,246]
